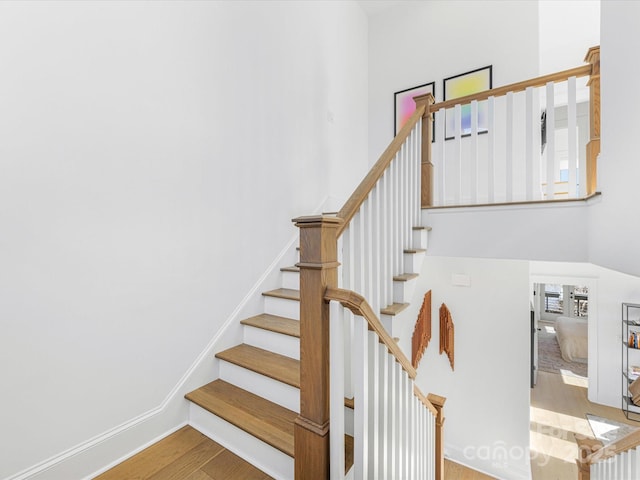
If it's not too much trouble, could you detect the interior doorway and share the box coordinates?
[532,282,589,386]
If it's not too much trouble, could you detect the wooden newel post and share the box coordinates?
[428,393,446,480]
[585,46,600,196]
[414,93,435,208]
[292,215,341,480]
[574,435,602,480]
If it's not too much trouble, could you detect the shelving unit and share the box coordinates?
[622,302,640,421]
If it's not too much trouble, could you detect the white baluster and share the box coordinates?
[487,96,496,203]
[546,81,556,200]
[453,104,462,205]
[431,409,435,479]
[353,210,363,294]
[417,399,422,479]
[381,171,391,308]
[367,330,379,479]
[414,120,422,224]
[525,86,534,201]
[407,390,418,478]
[402,373,410,477]
[389,356,397,477]
[437,110,446,206]
[330,301,346,479]
[364,196,372,301]
[400,143,407,259]
[342,226,352,290]
[394,155,402,275]
[470,100,478,204]
[379,344,389,476]
[345,308,354,401]
[506,91,514,202]
[397,370,405,480]
[394,362,403,479]
[532,88,542,200]
[621,450,629,478]
[354,315,368,480]
[568,76,577,198]
[369,188,379,313]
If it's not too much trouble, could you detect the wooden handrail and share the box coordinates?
[336,104,426,237]
[414,385,438,417]
[325,286,417,379]
[429,64,592,113]
[586,429,640,464]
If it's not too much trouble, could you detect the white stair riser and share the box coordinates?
[281,271,300,290]
[219,360,300,413]
[393,278,417,304]
[380,314,393,336]
[243,325,300,360]
[403,251,425,274]
[412,229,428,250]
[345,406,354,437]
[264,296,300,320]
[189,403,294,480]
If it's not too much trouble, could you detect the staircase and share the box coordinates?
[183,232,429,479]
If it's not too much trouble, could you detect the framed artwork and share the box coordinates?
[394,81,435,138]
[443,65,492,140]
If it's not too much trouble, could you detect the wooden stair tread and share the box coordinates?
[393,273,419,282]
[404,248,427,254]
[240,313,300,338]
[345,434,355,474]
[185,380,297,457]
[262,288,300,301]
[216,344,300,388]
[344,397,354,409]
[413,225,432,231]
[280,265,300,273]
[380,302,410,316]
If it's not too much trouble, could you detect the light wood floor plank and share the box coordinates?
[444,459,495,479]
[200,449,272,480]
[94,426,210,480]
[147,438,224,480]
[530,370,638,479]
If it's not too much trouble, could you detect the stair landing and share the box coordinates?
[94,425,272,479]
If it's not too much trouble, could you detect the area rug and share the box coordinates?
[538,321,588,378]
[587,413,639,445]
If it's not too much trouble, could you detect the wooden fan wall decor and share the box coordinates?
[439,303,455,371]
[411,291,432,368]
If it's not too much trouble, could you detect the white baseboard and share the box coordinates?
[6,211,311,479]
[5,197,338,480]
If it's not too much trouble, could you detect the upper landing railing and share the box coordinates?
[417,46,600,208]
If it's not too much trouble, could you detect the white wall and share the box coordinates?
[588,0,640,278]
[423,201,592,262]
[411,257,531,480]
[0,1,368,478]
[368,0,540,164]
[538,0,600,75]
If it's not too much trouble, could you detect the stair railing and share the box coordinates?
[293,98,444,479]
[336,101,428,315]
[576,429,640,479]
[326,287,443,479]
[423,46,600,207]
